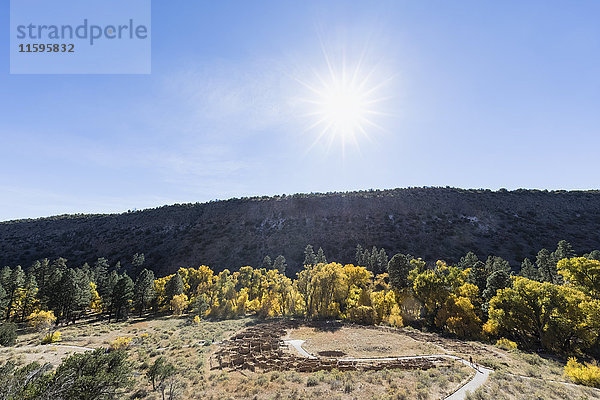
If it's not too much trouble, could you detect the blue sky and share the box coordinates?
[1,1,600,221]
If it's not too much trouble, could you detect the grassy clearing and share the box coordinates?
[286,326,441,358]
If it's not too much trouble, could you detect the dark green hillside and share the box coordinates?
[1,187,600,275]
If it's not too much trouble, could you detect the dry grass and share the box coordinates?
[3,317,599,399]
[465,372,600,400]
[286,326,442,358]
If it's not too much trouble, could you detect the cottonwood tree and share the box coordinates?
[558,257,600,299]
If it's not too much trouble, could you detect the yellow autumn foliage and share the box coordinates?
[564,357,600,388]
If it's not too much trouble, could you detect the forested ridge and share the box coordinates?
[2,187,600,277]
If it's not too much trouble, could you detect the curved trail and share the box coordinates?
[284,339,492,400]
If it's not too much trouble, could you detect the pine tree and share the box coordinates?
[93,257,110,284]
[586,250,600,261]
[273,255,287,275]
[0,283,7,320]
[132,253,145,277]
[19,274,38,321]
[388,253,414,289]
[100,270,120,317]
[165,271,184,303]
[112,274,134,320]
[355,244,364,266]
[483,270,511,301]
[520,258,539,281]
[369,246,379,272]
[467,261,488,294]
[55,269,79,322]
[74,269,91,320]
[303,245,316,267]
[4,266,25,320]
[553,240,574,262]
[485,256,511,275]
[32,259,53,308]
[133,269,155,316]
[458,252,479,269]
[377,249,389,275]
[316,248,327,264]
[262,255,272,269]
[113,261,123,274]
[536,248,556,283]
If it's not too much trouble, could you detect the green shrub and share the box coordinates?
[0,323,17,346]
[306,376,319,387]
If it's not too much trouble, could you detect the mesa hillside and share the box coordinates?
[2,187,600,276]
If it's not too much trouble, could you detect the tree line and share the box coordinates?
[1,241,599,359]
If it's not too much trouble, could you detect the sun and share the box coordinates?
[297,52,390,151]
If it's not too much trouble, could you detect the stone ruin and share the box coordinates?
[211,320,450,373]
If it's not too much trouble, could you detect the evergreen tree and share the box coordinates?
[19,274,38,321]
[74,269,91,319]
[192,293,209,317]
[520,258,539,281]
[0,267,10,290]
[536,248,557,283]
[165,271,184,303]
[355,244,364,266]
[55,269,79,322]
[586,250,600,261]
[99,270,119,317]
[133,269,155,316]
[51,257,68,272]
[132,253,145,277]
[273,255,287,275]
[4,266,24,320]
[316,247,327,264]
[553,240,574,262]
[467,261,488,294]
[483,269,511,301]
[112,274,134,320]
[369,246,379,272]
[262,255,272,269]
[0,283,7,320]
[377,249,389,275]
[92,257,110,285]
[458,252,479,269]
[303,245,317,267]
[387,253,414,290]
[485,256,511,275]
[113,261,123,274]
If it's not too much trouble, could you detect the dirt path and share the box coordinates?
[50,344,94,351]
[284,339,492,400]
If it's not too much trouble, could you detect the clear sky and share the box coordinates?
[1,1,600,221]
